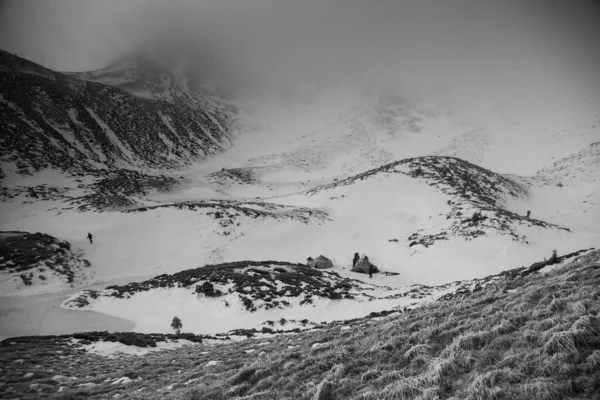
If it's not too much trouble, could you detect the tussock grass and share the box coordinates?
[543,331,580,358]
[313,379,335,400]
[508,378,563,400]
[381,378,423,400]
[584,350,600,372]
[2,250,599,399]
[404,344,432,361]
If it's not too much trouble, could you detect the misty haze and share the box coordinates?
[1,0,600,399]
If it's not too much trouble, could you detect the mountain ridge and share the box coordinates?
[0,49,236,177]
[303,156,568,247]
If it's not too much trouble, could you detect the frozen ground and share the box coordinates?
[1,90,598,337]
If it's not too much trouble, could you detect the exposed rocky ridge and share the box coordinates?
[0,231,92,294]
[205,168,260,189]
[308,156,569,246]
[62,261,380,312]
[126,199,329,230]
[0,49,235,177]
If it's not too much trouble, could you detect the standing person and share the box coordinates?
[368,262,374,278]
[526,210,531,219]
[87,232,93,244]
[352,252,360,267]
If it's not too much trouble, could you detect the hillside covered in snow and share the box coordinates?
[2,0,600,396]
[1,49,599,346]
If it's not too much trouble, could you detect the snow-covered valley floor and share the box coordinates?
[1,93,599,338]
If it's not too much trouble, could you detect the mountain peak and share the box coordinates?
[70,36,232,101]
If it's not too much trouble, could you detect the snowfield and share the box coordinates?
[1,75,599,338]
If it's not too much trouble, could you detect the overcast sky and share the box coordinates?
[1,0,600,103]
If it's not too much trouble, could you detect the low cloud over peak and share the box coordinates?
[1,0,599,105]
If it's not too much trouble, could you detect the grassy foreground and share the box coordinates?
[2,250,599,399]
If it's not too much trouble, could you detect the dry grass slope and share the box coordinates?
[1,250,599,399]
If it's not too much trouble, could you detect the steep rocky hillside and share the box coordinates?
[0,231,93,295]
[307,156,568,247]
[0,49,235,176]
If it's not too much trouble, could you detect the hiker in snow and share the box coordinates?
[526,210,531,219]
[352,252,360,267]
[87,232,93,244]
[368,263,374,278]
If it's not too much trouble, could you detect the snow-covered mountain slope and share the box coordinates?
[0,49,235,176]
[1,52,598,339]
[305,155,568,246]
[0,153,591,298]
[190,92,600,198]
[233,154,590,287]
[0,198,330,289]
[535,140,600,184]
[504,141,600,236]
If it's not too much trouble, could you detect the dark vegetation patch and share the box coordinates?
[125,199,329,228]
[0,184,71,202]
[2,331,205,349]
[206,168,259,186]
[64,261,362,312]
[0,170,183,211]
[65,169,181,211]
[0,231,90,286]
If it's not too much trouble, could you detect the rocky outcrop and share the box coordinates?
[0,231,92,293]
[62,261,373,312]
